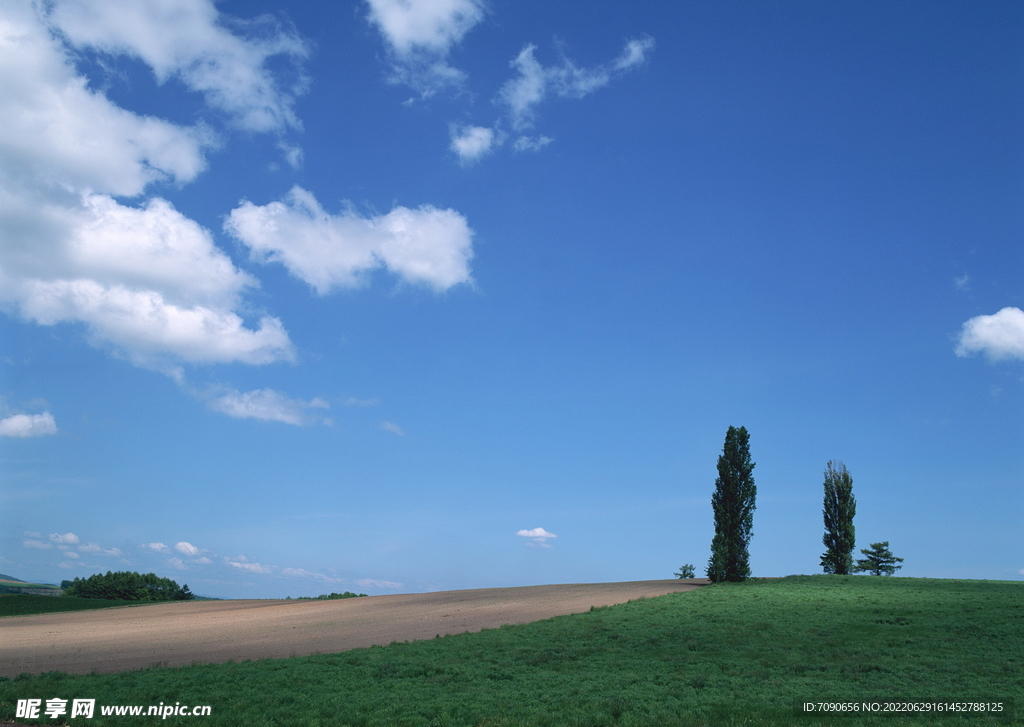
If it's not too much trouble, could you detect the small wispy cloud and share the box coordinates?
[0,412,57,438]
[499,37,655,131]
[355,578,403,589]
[512,135,552,153]
[954,274,971,291]
[380,421,405,436]
[282,567,345,583]
[344,396,379,407]
[516,527,557,548]
[50,532,80,545]
[142,542,171,553]
[208,387,330,426]
[23,539,52,550]
[79,542,122,556]
[955,307,1024,361]
[225,557,274,575]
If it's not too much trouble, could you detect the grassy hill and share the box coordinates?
[0,576,1020,726]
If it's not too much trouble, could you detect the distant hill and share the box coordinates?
[0,575,62,596]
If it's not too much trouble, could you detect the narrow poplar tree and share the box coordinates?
[707,426,756,583]
[819,461,856,574]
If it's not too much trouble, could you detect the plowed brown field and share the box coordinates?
[0,579,707,676]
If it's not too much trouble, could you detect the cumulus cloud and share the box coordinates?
[499,37,655,130]
[46,0,309,132]
[208,387,330,426]
[168,557,187,569]
[142,542,171,553]
[23,539,52,550]
[516,527,557,547]
[379,421,405,436]
[175,541,201,556]
[50,532,81,545]
[226,186,474,294]
[956,307,1024,362]
[449,125,497,164]
[0,412,57,438]
[367,0,484,95]
[0,0,298,371]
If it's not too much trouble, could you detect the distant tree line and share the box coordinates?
[61,571,194,601]
[288,591,368,600]
[678,428,903,582]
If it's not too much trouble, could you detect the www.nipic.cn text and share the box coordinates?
[16,698,212,719]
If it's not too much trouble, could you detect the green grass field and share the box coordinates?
[0,595,149,617]
[1,576,1020,726]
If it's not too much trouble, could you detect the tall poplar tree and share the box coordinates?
[707,425,756,583]
[820,461,857,574]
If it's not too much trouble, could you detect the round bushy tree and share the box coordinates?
[853,542,904,576]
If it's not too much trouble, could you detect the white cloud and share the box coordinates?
[79,542,121,556]
[498,37,655,130]
[380,421,405,436]
[0,1,297,371]
[168,557,187,570]
[50,532,80,545]
[226,186,474,294]
[226,558,274,574]
[367,0,484,95]
[194,556,212,564]
[24,531,43,539]
[954,274,971,291]
[956,307,1024,361]
[23,539,52,550]
[613,37,656,71]
[208,387,329,426]
[0,412,57,438]
[5,194,294,370]
[64,551,80,559]
[142,542,171,553]
[344,397,379,407]
[512,135,553,153]
[47,0,309,132]
[450,125,497,164]
[175,541,200,556]
[281,567,344,583]
[354,578,403,589]
[516,527,557,548]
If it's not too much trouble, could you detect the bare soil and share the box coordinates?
[0,579,707,676]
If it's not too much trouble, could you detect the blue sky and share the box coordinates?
[1,0,1021,598]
